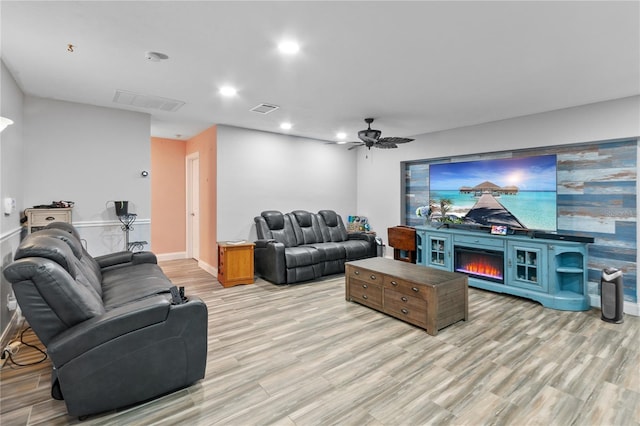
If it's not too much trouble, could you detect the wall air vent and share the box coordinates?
[113,90,185,112]
[250,103,279,114]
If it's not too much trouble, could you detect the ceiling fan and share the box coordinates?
[348,118,414,150]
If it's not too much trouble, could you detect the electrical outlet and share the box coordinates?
[2,341,20,359]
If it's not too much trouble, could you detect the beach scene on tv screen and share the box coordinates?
[428,155,557,231]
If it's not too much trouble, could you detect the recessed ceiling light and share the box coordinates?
[278,40,300,55]
[336,132,347,140]
[219,86,237,97]
[280,122,292,130]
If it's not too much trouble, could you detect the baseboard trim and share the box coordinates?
[156,252,187,262]
[0,310,24,367]
[198,260,217,277]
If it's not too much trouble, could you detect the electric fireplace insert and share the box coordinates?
[454,246,505,284]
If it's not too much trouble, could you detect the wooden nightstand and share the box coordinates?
[24,207,73,234]
[217,241,255,287]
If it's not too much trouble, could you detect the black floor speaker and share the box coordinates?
[601,268,623,323]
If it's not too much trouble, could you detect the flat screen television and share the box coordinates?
[428,154,557,231]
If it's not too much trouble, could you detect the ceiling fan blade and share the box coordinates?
[325,140,360,146]
[375,141,398,149]
[378,136,414,144]
[347,143,364,150]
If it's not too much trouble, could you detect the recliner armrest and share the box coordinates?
[348,232,375,244]
[95,251,157,270]
[254,239,277,248]
[253,240,287,284]
[47,295,190,366]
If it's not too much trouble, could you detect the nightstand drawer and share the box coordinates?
[27,208,72,227]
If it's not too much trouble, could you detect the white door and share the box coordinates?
[187,153,200,260]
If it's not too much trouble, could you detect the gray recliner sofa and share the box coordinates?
[254,209,376,284]
[2,223,207,417]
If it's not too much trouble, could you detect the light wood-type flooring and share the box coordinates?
[1,259,638,425]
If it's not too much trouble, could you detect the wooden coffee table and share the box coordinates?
[345,257,468,335]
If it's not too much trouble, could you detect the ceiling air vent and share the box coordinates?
[113,90,185,112]
[250,103,279,114]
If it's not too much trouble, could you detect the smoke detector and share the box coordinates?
[145,51,169,62]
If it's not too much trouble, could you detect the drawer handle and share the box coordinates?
[354,270,360,275]
[401,308,409,314]
[401,296,408,302]
[412,287,419,292]
[362,284,368,289]
[363,294,368,300]
[45,216,56,221]
[370,274,376,280]
[391,281,398,286]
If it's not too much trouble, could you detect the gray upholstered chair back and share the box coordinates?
[290,210,323,245]
[318,210,348,242]
[255,210,298,247]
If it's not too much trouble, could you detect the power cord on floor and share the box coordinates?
[1,326,48,368]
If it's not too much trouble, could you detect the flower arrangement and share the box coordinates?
[415,205,431,222]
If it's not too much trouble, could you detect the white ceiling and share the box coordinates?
[2,1,639,143]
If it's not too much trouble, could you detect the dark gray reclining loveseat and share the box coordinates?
[2,223,207,417]
[254,209,376,284]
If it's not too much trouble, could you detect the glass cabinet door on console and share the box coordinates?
[426,232,452,271]
[507,241,548,292]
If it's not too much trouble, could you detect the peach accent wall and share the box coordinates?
[150,137,186,254]
[186,125,218,267]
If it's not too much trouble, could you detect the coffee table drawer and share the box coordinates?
[385,277,428,300]
[383,288,427,327]
[349,278,382,309]
[348,267,384,286]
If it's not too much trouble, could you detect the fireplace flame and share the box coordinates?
[461,261,503,279]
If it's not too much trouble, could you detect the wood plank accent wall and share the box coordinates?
[403,138,638,303]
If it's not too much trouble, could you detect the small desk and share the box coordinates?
[217,241,255,287]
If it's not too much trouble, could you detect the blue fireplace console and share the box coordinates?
[415,226,591,311]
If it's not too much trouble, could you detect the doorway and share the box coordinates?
[186,153,200,260]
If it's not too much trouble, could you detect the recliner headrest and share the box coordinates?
[14,235,77,278]
[262,211,285,230]
[292,210,312,227]
[44,221,82,242]
[35,229,83,259]
[318,210,339,227]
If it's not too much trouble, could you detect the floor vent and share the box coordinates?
[113,90,185,112]
[250,103,279,114]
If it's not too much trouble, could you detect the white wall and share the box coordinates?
[1,61,24,236]
[356,95,640,311]
[357,96,640,242]
[216,125,358,241]
[23,96,152,255]
[1,60,25,341]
